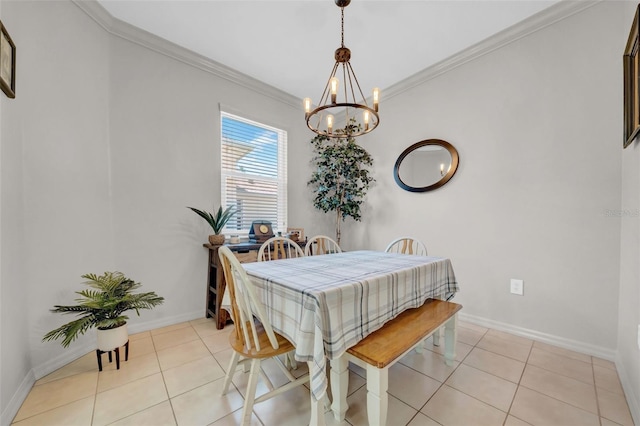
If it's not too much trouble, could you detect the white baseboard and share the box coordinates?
[2,310,205,425]
[616,359,640,426]
[32,341,98,381]
[126,310,203,336]
[459,312,617,361]
[1,369,35,426]
[461,313,640,423]
[33,310,202,380]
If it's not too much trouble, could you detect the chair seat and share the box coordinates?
[229,321,296,359]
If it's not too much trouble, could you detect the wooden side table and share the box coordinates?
[203,242,260,329]
[203,239,308,329]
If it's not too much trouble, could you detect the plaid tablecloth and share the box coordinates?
[240,250,459,401]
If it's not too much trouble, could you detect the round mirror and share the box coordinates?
[393,139,459,192]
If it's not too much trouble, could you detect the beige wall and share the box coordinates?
[342,1,637,418]
[1,0,112,421]
[619,1,640,419]
[0,0,310,421]
[346,2,622,352]
[105,33,310,332]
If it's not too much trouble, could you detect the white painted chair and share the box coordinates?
[305,235,342,256]
[257,236,304,369]
[257,236,305,261]
[385,236,441,351]
[218,246,310,425]
[384,237,428,256]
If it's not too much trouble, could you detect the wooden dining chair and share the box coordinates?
[385,236,428,256]
[257,236,304,261]
[305,235,342,256]
[217,246,310,425]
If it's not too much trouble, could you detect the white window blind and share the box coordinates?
[220,111,287,235]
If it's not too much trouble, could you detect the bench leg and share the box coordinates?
[365,365,388,426]
[330,357,349,421]
[444,313,458,366]
[432,327,443,347]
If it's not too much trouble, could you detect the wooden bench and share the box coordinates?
[340,298,462,426]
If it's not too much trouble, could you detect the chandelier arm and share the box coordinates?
[320,62,340,106]
[346,62,369,107]
[345,64,357,112]
[341,63,351,122]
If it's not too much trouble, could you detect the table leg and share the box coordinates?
[308,361,326,426]
[365,365,388,426]
[444,313,458,366]
[330,356,349,421]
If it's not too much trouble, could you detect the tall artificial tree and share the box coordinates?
[308,121,375,245]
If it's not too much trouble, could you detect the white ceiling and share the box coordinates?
[96,0,561,100]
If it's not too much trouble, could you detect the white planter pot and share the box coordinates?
[97,323,128,352]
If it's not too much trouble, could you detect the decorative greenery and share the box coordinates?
[308,119,375,244]
[43,272,164,348]
[187,205,236,235]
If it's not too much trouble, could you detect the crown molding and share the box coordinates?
[73,0,600,108]
[71,0,301,109]
[383,0,601,101]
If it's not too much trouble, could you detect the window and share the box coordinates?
[221,111,287,235]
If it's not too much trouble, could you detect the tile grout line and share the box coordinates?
[589,356,605,425]
[12,320,631,426]
[159,324,179,426]
[503,336,535,425]
[411,326,490,424]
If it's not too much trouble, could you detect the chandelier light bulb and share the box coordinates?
[373,87,380,112]
[303,97,312,115]
[327,114,334,134]
[363,110,370,130]
[330,77,339,104]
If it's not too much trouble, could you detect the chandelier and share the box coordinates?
[303,0,379,138]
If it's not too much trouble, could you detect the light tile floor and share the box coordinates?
[11,318,635,426]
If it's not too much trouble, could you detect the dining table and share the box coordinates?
[234,249,459,425]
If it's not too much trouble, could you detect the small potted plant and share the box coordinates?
[187,205,236,245]
[43,271,164,352]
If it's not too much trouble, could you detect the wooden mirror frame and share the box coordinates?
[393,139,459,193]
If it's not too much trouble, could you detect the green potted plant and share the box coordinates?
[43,271,164,351]
[308,119,375,245]
[187,205,236,245]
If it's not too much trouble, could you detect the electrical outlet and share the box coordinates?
[510,279,524,296]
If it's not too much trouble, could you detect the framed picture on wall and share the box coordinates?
[624,5,640,148]
[0,20,15,99]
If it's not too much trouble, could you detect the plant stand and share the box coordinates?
[96,340,129,371]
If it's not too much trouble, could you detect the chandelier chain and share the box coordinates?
[341,7,345,48]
